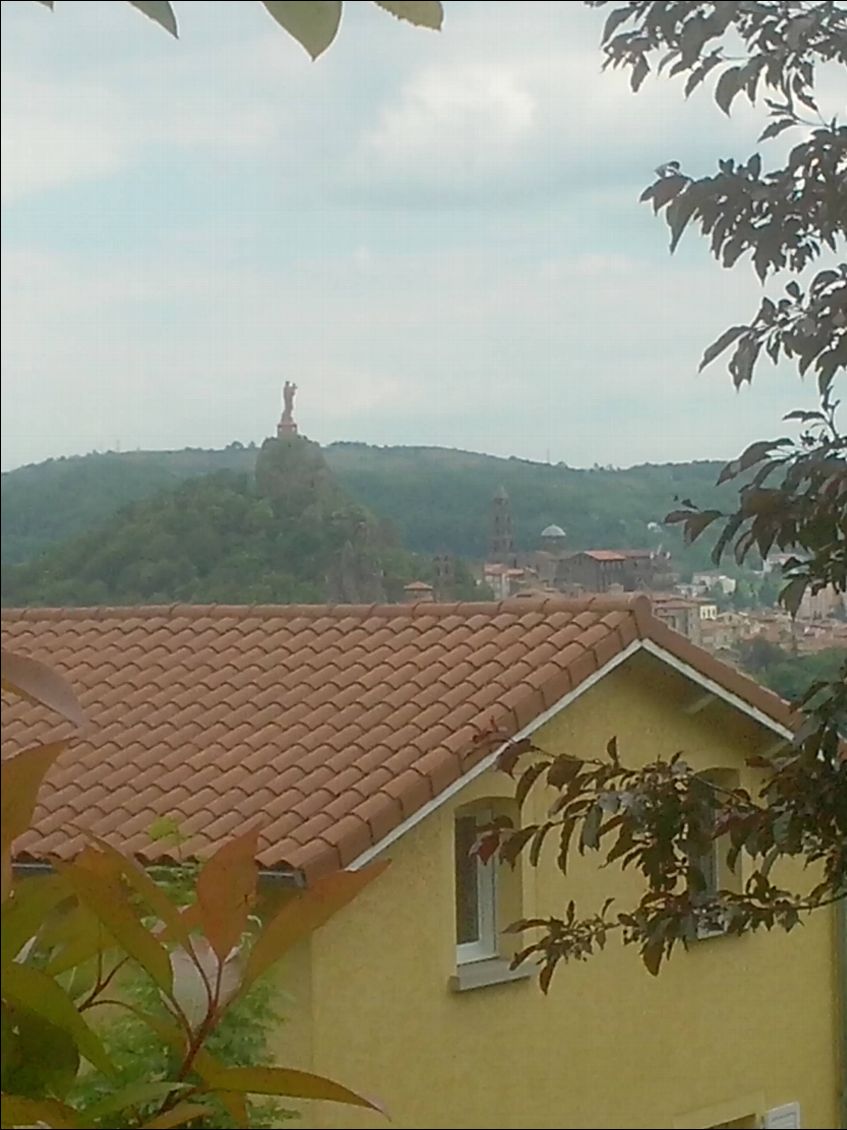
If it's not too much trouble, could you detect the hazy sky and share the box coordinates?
[0,0,822,471]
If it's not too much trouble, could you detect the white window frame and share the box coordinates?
[455,810,498,965]
[762,1103,801,1129]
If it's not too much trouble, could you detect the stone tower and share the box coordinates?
[490,485,515,564]
[433,554,455,600]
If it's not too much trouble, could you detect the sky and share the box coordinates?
[0,0,827,472]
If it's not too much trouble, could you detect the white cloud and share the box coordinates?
[361,62,537,181]
[0,0,820,474]
[1,75,129,203]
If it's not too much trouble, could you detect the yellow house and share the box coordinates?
[3,596,843,1129]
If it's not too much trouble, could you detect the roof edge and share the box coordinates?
[0,594,650,624]
[635,604,795,732]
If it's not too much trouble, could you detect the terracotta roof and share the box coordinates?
[1,597,794,881]
[403,581,434,592]
[580,550,627,562]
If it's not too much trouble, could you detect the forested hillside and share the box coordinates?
[3,441,734,569]
[1,438,479,609]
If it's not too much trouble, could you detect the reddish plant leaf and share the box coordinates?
[196,825,261,963]
[89,835,193,951]
[243,863,388,990]
[200,1064,384,1112]
[0,1095,80,1129]
[1,741,66,851]
[140,1102,216,1128]
[56,851,172,994]
[1,651,84,726]
[3,962,113,1075]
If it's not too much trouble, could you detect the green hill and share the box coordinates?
[1,437,481,609]
[1,444,256,565]
[2,441,734,571]
[322,444,731,563]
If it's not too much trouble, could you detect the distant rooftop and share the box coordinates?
[581,550,627,562]
[541,524,566,538]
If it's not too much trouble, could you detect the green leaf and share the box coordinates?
[698,325,747,371]
[1,651,84,726]
[1,873,69,966]
[2,963,113,1076]
[89,836,193,953]
[647,173,687,213]
[579,805,603,852]
[85,1082,190,1121]
[499,824,537,866]
[374,1,443,29]
[243,863,388,990]
[681,509,722,543]
[601,6,631,42]
[128,1,178,37]
[642,939,664,976]
[546,755,581,789]
[43,903,118,977]
[1,741,66,854]
[56,853,172,994]
[262,1,342,59]
[529,822,554,867]
[666,189,699,253]
[140,1103,216,1129]
[515,759,550,808]
[1,1007,80,1102]
[200,1064,383,1112]
[779,576,807,618]
[714,65,743,114]
[630,55,649,92]
[0,1095,80,1129]
[736,439,787,473]
[196,825,260,963]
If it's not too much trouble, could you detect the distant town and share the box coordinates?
[398,484,847,670]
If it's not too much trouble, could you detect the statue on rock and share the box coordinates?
[277,381,298,437]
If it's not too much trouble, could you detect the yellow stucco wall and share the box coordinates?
[269,653,841,1130]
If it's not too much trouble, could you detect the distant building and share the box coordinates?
[798,584,846,621]
[403,581,435,604]
[432,555,455,601]
[692,571,737,596]
[540,524,567,552]
[555,550,628,593]
[483,563,529,601]
[648,593,701,644]
[489,486,516,566]
[693,597,719,621]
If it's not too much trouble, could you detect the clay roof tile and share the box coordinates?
[2,596,792,878]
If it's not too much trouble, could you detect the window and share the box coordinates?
[454,810,497,963]
[688,769,741,939]
[762,1104,801,1130]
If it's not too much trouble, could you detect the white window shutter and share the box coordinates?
[762,1103,801,1129]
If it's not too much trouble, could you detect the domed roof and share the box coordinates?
[541,524,566,539]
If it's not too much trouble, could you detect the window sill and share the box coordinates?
[449,957,535,993]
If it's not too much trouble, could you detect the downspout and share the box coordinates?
[839,897,847,1130]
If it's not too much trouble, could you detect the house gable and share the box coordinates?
[1,597,794,883]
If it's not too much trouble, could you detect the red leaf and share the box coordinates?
[197,825,261,963]
[1,651,85,727]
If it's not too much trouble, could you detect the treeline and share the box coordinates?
[3,442,739,573]
[1,439,482,609]
[737,639,845,701]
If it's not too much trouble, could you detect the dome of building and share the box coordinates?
[541,524,566,539]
